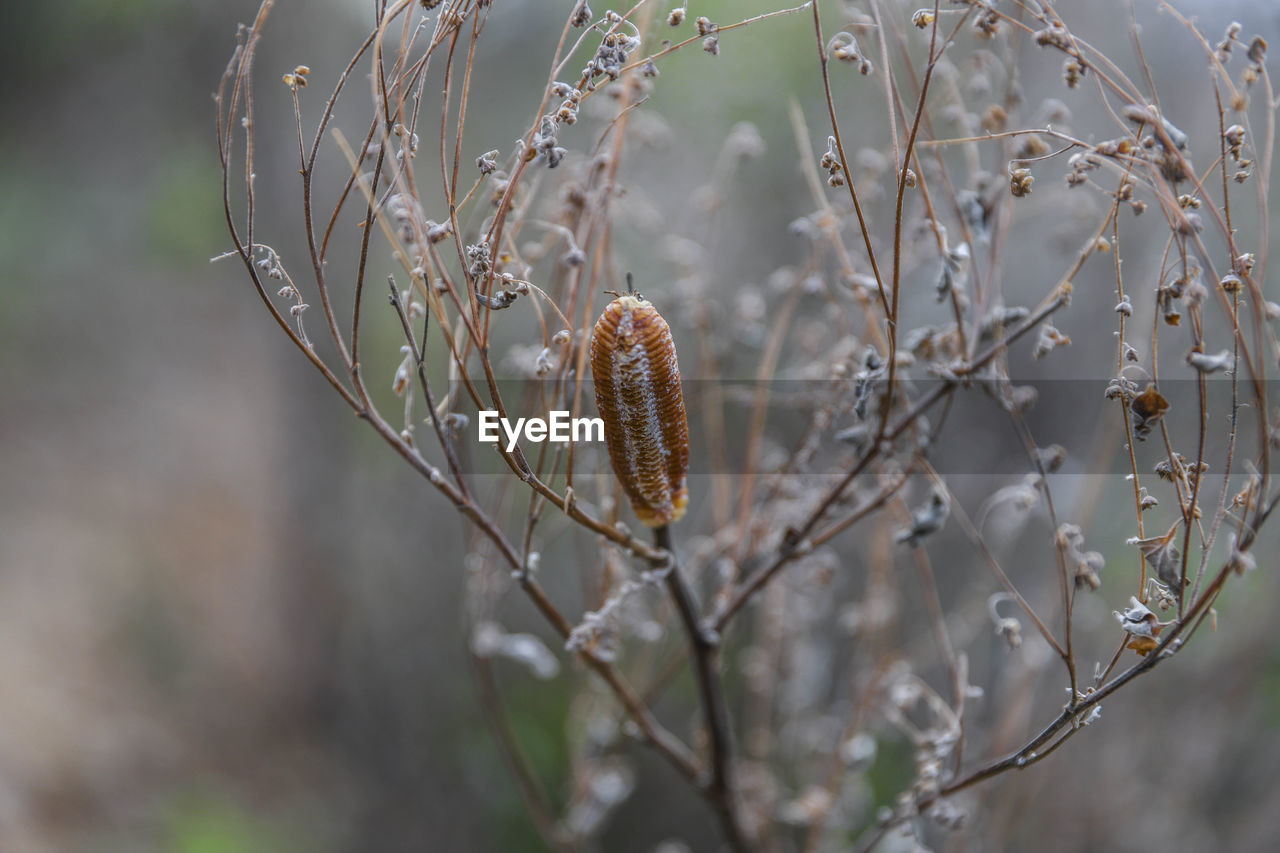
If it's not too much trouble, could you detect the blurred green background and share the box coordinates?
[3,1,1280,851]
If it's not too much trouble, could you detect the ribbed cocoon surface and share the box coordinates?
[590,294,690,527]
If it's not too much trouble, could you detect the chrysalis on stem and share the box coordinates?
[590,277,690,527]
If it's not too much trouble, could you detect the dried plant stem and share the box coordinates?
[811,0,889,316]
[713,473,905,632]
[219,0,1278,845]
[654,524,751,853]
[387,278,470,495]
[938,472,1067,661]
[902,512,966,762]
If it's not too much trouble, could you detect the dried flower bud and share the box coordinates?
[1064,58,1084,88]
[1033,324,1070,359]
[1034,25,1070,49]
[476,149,500,175]
[978,305,1029,340]
[1130,384,1169,440]
[467,241,492,277]
[1122,103,1159,126]
[989,594,1022,650]
[1114,596,1166,656]
[1075,550,1104,591]
[1218,22,1242,61]
[283,65,310,90]
[896,489,949,546]
[1160,287,1182,325]
[981,104,1008,133]
[393,346,413,395]
[829,32,860,63]
[476,290,518,310]
[590,287,690,527]
[1038,444,1067,473]
[1225,124,1247,160]
[444,412,469,434]
[1248,36,1267,65]
[1186,348,1234,374]
[1009,167,1034,197]
[996,617,1022,649]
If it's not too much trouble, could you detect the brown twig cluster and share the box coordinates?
[217,1,1277,850]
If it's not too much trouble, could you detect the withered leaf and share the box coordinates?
[1131,525,1185,601]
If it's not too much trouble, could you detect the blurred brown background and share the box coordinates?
[3,1,1280,851]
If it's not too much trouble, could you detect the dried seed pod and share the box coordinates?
[1130,383,1170,441]
[590,288,690,527]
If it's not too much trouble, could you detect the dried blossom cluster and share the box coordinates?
[218,1,1277,851]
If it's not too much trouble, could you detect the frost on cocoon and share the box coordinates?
[590,293,690,527]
